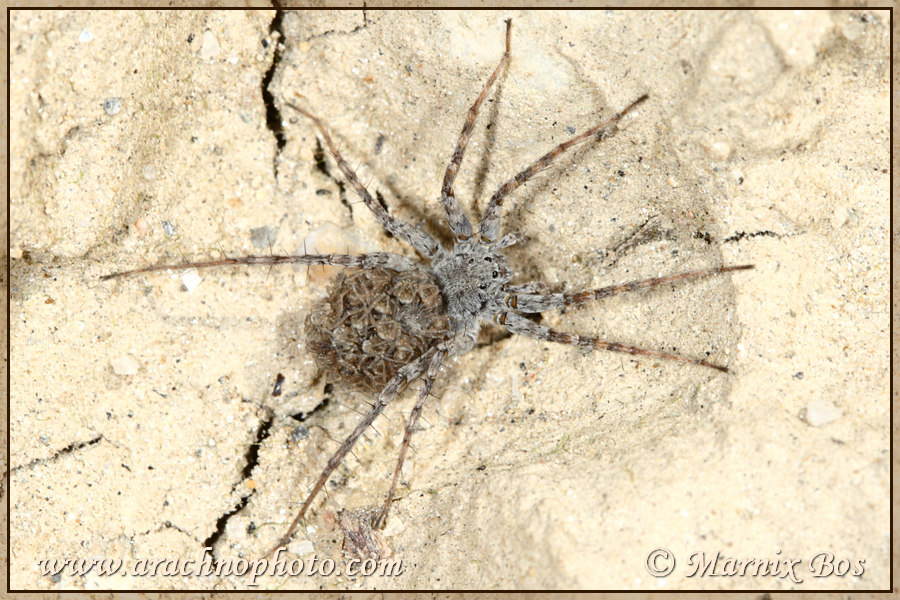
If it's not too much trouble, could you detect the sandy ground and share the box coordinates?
[9,9,890,591]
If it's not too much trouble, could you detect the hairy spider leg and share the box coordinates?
[375,347,446,528]
[286,103,440,258]
[441,19,512,241]
[497,311,730,373]
[506,265,754,313]
[265,346,443,558]
[478,94,649,244]
[505,281,549,294]
[100,252,418,281]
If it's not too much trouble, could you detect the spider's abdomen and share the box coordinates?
[305,268,450,394]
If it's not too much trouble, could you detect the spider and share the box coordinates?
[102,19,753,556]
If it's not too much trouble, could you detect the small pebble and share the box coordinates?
[709,140,730,160]
[103,97,121,116]
[291,425,310,443]
[701,138,731,161]
[201,30,221,59]
[830,206,849,230]
[841,20,864,42]
[161,221,177,236]
[804,399,842,427]
[289,539,315,556]
[133,217,149,237]
[182,269,202,293]
[382,514,406,537]
[111,355,139,376]
[78,29,93,43]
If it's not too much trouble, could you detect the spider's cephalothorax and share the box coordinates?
[102,19,752,556]
[430,237,512,354]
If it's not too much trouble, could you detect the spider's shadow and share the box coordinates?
[374,73,507,251]
[468,76,506,217]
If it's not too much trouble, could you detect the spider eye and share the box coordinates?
[484,256,492,262]
[478,283,487,290]
[491,271,498,279]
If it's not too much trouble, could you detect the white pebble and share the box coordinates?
[831,206,849,230]
[841,21,864,42]
[182,269,202,293]
[709,140,731,160]
[805,399,842,427]
[78,29,93,43]
[290,539,315,556]
[382,514,406,537]
[701,138,731,161]
[103,97,122,116]
[110,355,139,376]
[201,30,221,59]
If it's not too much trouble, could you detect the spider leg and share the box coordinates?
[374,347,446,529]
[478,94,649,243]
[441,19,512,241]
[506,265,754,313]
[497,310,729,373]
[100,252,418,281]
[285,103,440,257]
[505,281,549,294]
[264,347,438,558]
[490,232,521,251]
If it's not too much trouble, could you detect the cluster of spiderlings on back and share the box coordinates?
[304,268,451,394]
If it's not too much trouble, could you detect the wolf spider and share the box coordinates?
[103,19,752,555]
